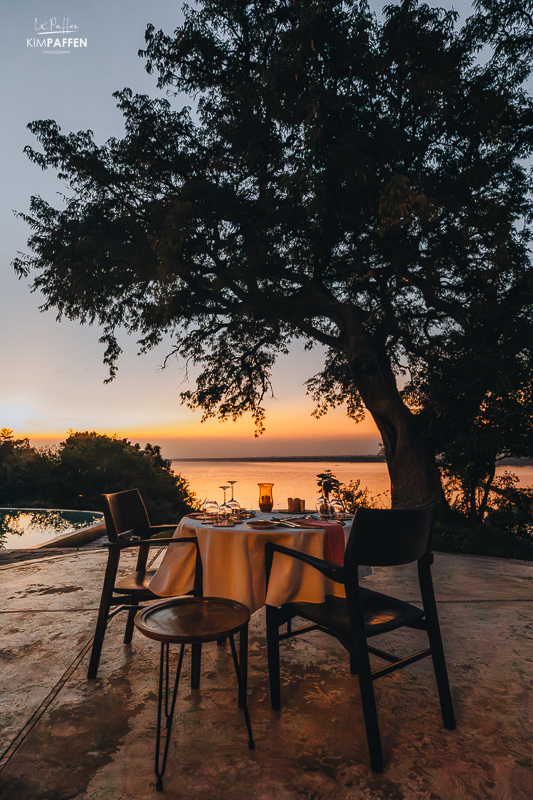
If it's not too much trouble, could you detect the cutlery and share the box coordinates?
[270,517,306,528]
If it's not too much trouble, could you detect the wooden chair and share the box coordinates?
[87,489,202,680]
[265,504,456,773]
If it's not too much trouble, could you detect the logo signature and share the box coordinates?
[27,17,87,53]
[34,17,79,35]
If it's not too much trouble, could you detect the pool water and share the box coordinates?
[0,508,104,549]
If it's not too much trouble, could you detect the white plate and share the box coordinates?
[245,520,279,530]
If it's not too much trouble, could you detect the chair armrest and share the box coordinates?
[148,525,178,537]
[115,525,175,543]
[265,542,346,587]
[113,531,197,547]
[111,532,144,548]
[106,533,201,594]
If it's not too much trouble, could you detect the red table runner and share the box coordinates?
[288,518,345,565]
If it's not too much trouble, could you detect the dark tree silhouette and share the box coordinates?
[0,429,196,521]
[15,0,533,506]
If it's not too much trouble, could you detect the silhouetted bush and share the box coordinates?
[0,429,197,523]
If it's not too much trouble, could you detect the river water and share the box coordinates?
[172,460,533,512]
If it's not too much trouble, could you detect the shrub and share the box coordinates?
[0,429,197,523]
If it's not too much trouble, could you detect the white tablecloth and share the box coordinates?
[148,514,370,614]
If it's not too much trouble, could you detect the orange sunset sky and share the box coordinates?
[2,313,381,458]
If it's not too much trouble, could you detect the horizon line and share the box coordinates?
[171,454,385,463]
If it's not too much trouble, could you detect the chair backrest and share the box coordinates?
[344,504,438,570]
[101,489,151,543]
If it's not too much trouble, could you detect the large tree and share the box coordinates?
[15,0,533,506]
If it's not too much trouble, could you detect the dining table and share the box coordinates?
[148,512,371,615]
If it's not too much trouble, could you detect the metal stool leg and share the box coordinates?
[228,631,254,750]
[155,642,185,792]
[238,624,248,709]
[191,642,202,690]
[137,598,254,789]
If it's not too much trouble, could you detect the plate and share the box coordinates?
[245,520,279,530]
[276,509,309,515]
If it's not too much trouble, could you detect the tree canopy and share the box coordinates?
[0,429,196,522]
[15,0,533,507]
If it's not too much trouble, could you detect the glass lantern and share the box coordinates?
[258,483,274,512]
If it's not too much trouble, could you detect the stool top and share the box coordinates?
[134,596,250,644]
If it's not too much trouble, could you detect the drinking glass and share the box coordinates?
[227,480,240,511]
[218,485,231,517]
[315,496,330,519]
[203,499,219,516]
[329,495,346,519]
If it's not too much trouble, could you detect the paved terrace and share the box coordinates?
[0,544,532,800]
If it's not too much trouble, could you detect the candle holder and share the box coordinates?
[257,483,274,512]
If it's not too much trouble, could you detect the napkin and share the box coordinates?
[290,517,345,566]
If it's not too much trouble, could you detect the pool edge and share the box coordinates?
[30,521,107,549]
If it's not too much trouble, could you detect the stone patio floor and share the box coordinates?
[0,544,532,799]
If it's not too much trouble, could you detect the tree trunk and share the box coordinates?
[345,342,445,508]
[379,409,445,508]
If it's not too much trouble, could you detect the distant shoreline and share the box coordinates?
[171,455,385,463]
[170,455,533,466]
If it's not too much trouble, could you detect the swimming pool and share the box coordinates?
[0,508,105,549]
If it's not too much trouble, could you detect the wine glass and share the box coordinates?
[219,485,231,517]
[227,480,240,511]
[315,495,330,519]
[203,499,219,517]
[329,494,346,519]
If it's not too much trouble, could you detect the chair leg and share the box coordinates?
[124,599,139,644]
[229,631,254,750]
[351,636,383,773]
[266,605,282,711]
[87,548,120,680]
[426,623,456,730]
[357,670,383,773]
[191,643,202,690]
[419,566,456,730]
